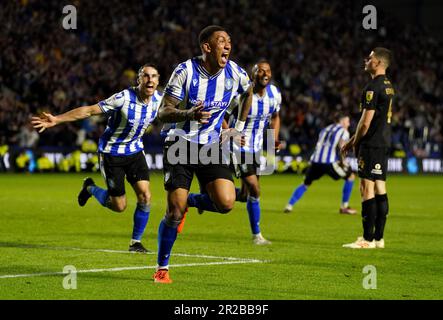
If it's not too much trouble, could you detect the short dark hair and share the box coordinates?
[198,25,226,45]
[333,112,349,123]
[373,47,392,68]
[252,59,271,73]
[138,63,159,76]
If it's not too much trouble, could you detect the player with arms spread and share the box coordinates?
[342,47,395,249]
[153,25,253,283]
[31,64,162,253]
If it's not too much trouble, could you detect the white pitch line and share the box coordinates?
[13,245,257,261]
[0,260,265,279]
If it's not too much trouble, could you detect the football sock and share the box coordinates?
[288,184,308,205]
[235,188,247,202]
[131,203,150,241]
[187,193,218,212]
[342,180,354,207]
[362,198,377,241]
[247,196,261,235]
[157,217,180,268]
[374,194,389,241]
[88,186,109,207]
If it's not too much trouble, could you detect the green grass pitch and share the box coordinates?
[0,173,442,300]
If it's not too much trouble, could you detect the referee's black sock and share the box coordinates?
[362,198,377,241]
[374,194,389,241]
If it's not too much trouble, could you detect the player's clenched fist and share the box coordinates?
[185,101,211,124]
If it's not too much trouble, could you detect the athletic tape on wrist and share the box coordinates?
[235,120,245,132]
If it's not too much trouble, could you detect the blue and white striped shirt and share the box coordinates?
[310,123,350,164]
[98,88,162,156]
[162,56,251,144]
[229,84,281,153]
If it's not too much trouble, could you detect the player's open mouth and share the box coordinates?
[146,85,154,89]
[221,53,229,64]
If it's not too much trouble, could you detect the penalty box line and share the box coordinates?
[0,260,266,279]
[11,245,260,261]
[0,245,268,279]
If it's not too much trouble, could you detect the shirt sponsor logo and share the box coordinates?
[371,163,383,175]
[189,99,229,109]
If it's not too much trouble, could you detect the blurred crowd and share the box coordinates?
[1,0,442,158]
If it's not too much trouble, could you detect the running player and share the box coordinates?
[31,63,162,253]
[221,60,281,245]
[284,114,357,214]
[153,25,253,283]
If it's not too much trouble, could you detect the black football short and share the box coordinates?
[304,162,353,186]
[163,139,234,191]
[99,151,150,197]
[231,152,261,178]
[357,147,389,181]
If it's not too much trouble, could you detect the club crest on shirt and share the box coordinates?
[225,78,233,91]
[192,79,198,87]
[366,91,374,103]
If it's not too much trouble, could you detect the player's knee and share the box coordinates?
[109,197,127,213]
[137,191,151,205]
[166,202,186,220]
[216,198,235,213]
[348,173,355,181]
[114,202,127,213]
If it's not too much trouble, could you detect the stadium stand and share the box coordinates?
[1,0,442,171]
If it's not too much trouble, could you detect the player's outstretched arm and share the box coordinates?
[158,94,210,124]
[31,104,102,133]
